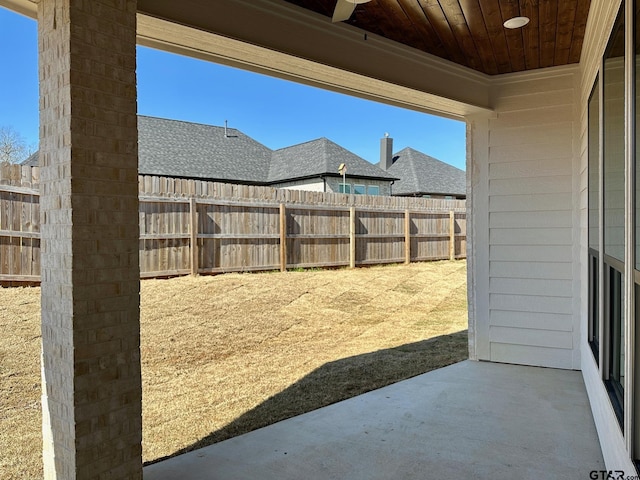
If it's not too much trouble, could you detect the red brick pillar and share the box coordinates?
[38,0,141,478]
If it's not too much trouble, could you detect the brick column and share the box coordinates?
[38,0,141,478]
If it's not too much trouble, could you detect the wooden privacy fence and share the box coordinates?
[0,165,466,283]
[139,197,465,277]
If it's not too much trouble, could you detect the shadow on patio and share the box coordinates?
[146,331,468,464]
[144,335,604,480]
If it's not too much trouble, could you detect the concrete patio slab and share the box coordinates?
[144,360,604,479]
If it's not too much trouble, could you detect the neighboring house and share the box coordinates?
[137,116,273,184]
[377,136,466,199]
[137,116,397,194]
[270,137,394,195]
[23,118,469,198]
[24,116,397,195]
[24,117,468,199]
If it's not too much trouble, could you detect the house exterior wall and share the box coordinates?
[272,178,391,195]
[576,0,634,471]
[325,177,391,196]
[272,179,325,192]
[468,67,580,370]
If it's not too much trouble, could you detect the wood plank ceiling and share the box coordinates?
[282,0,591,75]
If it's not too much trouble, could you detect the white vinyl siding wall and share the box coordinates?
[470,68,579,370]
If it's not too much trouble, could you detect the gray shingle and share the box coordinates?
[387,147,466,196]
[269,138,395,182]
[22,117,396,186]
[138,116,272,183]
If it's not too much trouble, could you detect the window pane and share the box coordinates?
[339,183,351,194]
[354,184,365,195]
[636,0,640,269]
[589,78,600,252]
[608,266,625,427]
[603,9,625,262]
[589,254,599,362]
[588,78,600,363]
[367,185,379,196]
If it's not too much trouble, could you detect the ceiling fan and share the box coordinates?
[332,0,372,23]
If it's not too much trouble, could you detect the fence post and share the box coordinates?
[449,210,455,261]
[280,203,287,272]
[190,197,199,276]
[349,206,356,268]
[404,209,411,265]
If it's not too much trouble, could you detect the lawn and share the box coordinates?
[0,260,468,479]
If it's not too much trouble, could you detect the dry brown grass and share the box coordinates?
[0,260,467,479]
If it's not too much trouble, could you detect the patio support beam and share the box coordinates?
[38,0,142,478]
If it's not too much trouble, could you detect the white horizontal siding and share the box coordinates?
[490,343,574,369]
[489,245,573,263]
[490,227,572,245]
[489,122,573,147]
[489,175,573,195]
[490,261,573,280]
[485,70,577,369]
[489,159,571,179]
[489,326,573,349]
[490,210,572,228]
[491,310,573,332]
[489,141,573,164]
[490,193,572,212]
[488,105,575,129]
[490,294,573,315]
[493,90,576,115]
[489,277,572,298]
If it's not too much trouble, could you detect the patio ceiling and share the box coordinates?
[3,0,591,77]
[282,0,591,75]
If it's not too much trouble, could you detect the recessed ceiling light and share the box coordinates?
[503,16,530,29]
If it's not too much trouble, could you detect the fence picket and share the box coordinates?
[0,166,466,283]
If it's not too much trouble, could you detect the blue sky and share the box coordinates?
[0,7,466,170]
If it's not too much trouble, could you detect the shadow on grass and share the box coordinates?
[145,329,468,466]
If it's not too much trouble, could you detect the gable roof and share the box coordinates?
[269,137,396,183]
[387,147,466,196]
[21,116,397,185]
[137,116,272,183]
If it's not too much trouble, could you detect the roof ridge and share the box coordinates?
[407,150,421,189]
[273,137,329,152]
[139,115,243,134]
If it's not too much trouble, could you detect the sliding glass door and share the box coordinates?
[603,4,626,427]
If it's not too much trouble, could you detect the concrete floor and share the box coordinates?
[144,360,604,480]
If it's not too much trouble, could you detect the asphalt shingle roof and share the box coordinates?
[24,118,467,195]
[269,138,396,182]
[137,116,272,183]
[387,147,466,196]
